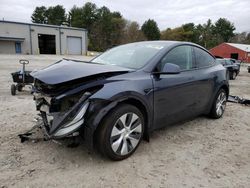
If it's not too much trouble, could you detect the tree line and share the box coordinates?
[31,3,250,51]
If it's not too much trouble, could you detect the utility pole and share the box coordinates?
[246,47,248,63]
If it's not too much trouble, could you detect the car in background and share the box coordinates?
[225,58,241,72]
[31,41,229,160]
[216,58,240,80]
[248,65,250,73]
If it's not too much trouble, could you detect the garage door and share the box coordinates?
[67,37,82,55]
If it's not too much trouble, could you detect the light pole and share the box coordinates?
[246,47,248,63]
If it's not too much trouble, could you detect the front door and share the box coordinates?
[153,45,198,129]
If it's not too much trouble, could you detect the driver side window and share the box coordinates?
[157,45,193,71]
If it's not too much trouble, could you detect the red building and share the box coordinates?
[210,43,250,63]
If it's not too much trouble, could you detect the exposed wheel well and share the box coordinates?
[220,85,229,98]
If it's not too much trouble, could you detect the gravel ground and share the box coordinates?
[0,55,250,188]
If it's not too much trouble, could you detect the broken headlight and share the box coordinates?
[53,102,89,137]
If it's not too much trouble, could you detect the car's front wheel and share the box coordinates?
[210,89,227,119]
[96,104,144,160]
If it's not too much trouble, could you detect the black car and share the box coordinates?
[216,58,240,80]
[226,58,241,72]
[248,65,250,73]
[31,41,229,160]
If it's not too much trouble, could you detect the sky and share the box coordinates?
[0,0,249,32]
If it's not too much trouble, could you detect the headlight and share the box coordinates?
[62,102,89,128]
[53,102,89,137]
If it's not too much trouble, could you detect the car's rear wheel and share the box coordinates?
[232,71,237,80]
[226,71,230,80]
[96,104,144,160]
[210,89,227,119]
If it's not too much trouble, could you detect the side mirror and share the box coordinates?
[161,63,181,74]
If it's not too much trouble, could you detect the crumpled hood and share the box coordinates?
[31,59,132,85]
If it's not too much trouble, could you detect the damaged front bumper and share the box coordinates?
[34,92,91,139]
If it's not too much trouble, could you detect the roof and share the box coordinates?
[226,43,250,52]
[125,40,207,49]
[0,20,87,32]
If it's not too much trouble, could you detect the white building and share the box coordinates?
[0,20,88,55]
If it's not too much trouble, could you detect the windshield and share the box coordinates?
[91,43,165,69]
[216,59,225,65]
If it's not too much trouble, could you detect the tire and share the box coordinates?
[96,104,144,160]
[17,84,23,92]
[11,84,16,96]
[226,71,230,80]
[210,89,227,119]
[232,71,237,80]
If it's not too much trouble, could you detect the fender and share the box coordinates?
[82,93,152,149]
[205,81,229,114]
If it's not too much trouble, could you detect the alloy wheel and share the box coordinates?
[216,92,227,116]
[110,113,142,156]
[232,72,236,79]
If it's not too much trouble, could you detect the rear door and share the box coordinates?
[192,46,216,112]
[152,45,200,129]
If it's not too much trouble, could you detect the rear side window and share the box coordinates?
[194,47,215,68]
[158,45,193,71]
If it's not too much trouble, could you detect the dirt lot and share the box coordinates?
[0,55,250,188]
